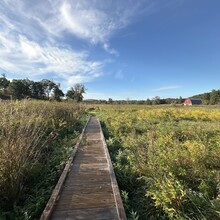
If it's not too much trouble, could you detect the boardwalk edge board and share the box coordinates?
[40,116,91,220]
[98,119,127,220]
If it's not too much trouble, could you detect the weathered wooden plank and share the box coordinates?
[40,117,91,220]
[66,174,111,182]
[51,207,118,220]
[86,133,102,140]
[61,185,113,194]
[55,198,116,211]
[56,192,115,203]
[73,158,107,164]
[61,185,112,194]
[67,171,110,177]
[42,116,126,220]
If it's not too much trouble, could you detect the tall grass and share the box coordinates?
[0,100,87,219]
[96,105,220,219]
[0,101,47,210]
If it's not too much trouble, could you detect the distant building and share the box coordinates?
[184,99,202,105]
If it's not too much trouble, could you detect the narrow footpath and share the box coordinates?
[42,116,126,220]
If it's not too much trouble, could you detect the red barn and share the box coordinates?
[184,99,202,105]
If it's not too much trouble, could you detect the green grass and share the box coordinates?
[94,104,220,220]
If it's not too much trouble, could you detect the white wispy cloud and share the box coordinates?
[103,43,119,56]
[1,0,151,44]
[0,32,103,85]
[0,0,105,85]
[59,0,149,44]
[152,85,182,92]
[0,0,154,85]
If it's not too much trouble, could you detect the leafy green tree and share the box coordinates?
[9,79,31,99]
[29,81,45,99]
[202,93,210,105]
[66,88,75,100]
[178,96,183,104]
[108,98,113,104]
[210,90,220,105]
[146,98,152,105]
[41,79,56,99]
[52,85,64,101]
[152,96,160,105]
[66,84,86,102]
[0,74,10,92]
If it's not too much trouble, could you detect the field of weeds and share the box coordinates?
[96,105,220,219]
[0,100,87,219]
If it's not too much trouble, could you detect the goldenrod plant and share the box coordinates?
[96,105,220,220]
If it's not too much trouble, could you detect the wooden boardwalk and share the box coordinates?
[41,116,127,220]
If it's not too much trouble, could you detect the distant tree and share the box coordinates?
[202,93,210,105]
[179,96,183,104]
[126,98,130,104]
[66,84,86,102]
[66,88,75,100]
[152,96,160,105]
[0,74,10,92]
[163,98,172,104]
[52,84,64,101]
[41,79,56,99]
[9,79,31,99]
[108,98,113,104]
[210,90,220,105]
[29,81,45,99]
[146,98,152,105]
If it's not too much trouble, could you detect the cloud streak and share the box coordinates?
[58,0,150,44]
[0,32,103,85]
[0,0,107,85]
[152,85,182,92]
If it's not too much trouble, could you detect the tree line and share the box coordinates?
[86,92,220,105]
[1,74,219,104]
[85,97,184,105]
[0,74,85,102]
[196,90,220,105]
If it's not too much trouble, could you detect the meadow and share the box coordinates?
[1,102,220,220]
[0,100,87,219]
[95,105,220,220]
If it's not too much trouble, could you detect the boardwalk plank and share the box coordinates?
[41,116,126,220]
[51,207,118,220]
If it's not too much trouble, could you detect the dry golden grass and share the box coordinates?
[0,100,85,216]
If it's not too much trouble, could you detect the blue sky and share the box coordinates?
[0,0,219,100]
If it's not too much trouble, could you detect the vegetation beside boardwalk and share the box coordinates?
[96,105,220,220]
[0,100,87,219]
[1,101,220,220]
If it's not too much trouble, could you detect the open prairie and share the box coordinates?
[1,102,220,219]
[95,104,220,219]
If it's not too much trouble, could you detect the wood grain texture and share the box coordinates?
[41,116,127,220]
[40,116,91,220]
